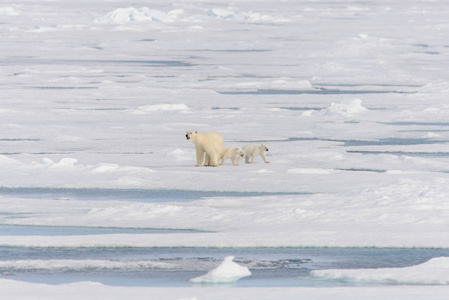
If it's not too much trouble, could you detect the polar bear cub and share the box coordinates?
[238,144,270,164]
[186,131,224,167]
[220,147,245,166]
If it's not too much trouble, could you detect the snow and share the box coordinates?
[1,280,449,300]
[131,103,190,114]
[2,0,449,298]
[311,257,449,285]
[323,98,368,117]
[93,7,177,24]
[190,256,251,284]
[0,6,18,16]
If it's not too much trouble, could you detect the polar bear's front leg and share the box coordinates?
[204,153,211,166]
[236,155,244,164]
[195,146,205,167]
[251,155,257,163]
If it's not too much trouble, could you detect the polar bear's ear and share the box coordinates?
[195,131,198,134]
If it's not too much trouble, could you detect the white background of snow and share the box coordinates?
[1,0,449,298]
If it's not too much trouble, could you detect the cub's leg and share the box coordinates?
[261,152,270,163]
[251,154,257,163]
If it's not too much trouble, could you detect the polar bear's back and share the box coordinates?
[242,144,256,155]
[205,131,224,147]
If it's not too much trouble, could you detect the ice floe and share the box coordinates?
[190,256,251,283]
[311,257,449,285]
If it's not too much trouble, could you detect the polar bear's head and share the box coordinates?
[186,131,198,142]
[235,147,245,157]
[261,144,270,151]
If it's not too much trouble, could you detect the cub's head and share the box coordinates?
[261,144,270,152]
[186,131,198,141]
[235,147,245,157]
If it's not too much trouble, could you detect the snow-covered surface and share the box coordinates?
[1,280,449,300]
[190,256,251,283]
[2,0,449,298]
[312,257,449,285]
[1,280,448,300]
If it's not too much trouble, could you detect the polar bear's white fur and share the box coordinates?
[237,144,270,164]
[220,147,245,166]
[186,131,224,167]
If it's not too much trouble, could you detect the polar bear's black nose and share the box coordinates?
[266,149,269,151]
[186,135,189,139]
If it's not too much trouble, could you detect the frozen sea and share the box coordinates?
[1,0,449,299]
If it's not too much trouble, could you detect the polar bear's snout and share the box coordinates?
[186,134,190,140]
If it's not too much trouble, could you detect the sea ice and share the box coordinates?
[323,99,368,117]
[2,0,449,296]
[311,257,449,285]
[190,256,251,284]
[94,7,175,24]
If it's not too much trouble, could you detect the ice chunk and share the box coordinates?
[0,6,19,16]
[131,104,189,114]
[94,7,174,24]
[207,8,236,19]
[0,155,22,166]
[92,164,120,173]
[324,98,368,117]
[190,256,251,283]
[311,257,449,285]
[36,158,79,168]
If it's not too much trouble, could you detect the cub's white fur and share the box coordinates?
[220,147,245,166]
[238,144,270,164]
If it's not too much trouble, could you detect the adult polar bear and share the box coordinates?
[186,131,224,167]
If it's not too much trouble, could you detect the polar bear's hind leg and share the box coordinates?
[208,151,219,167]
[204,153,213,166]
